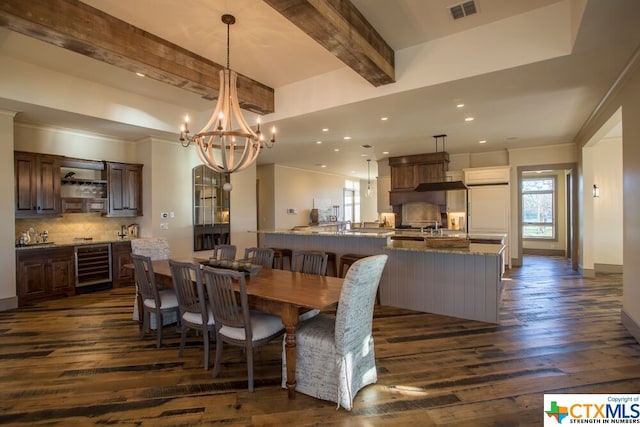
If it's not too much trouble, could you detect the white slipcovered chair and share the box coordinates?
[282,254,388,410]
[131,238,177,328]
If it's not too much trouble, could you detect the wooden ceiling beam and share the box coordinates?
[263,0,395,86]
[0,0,275,114]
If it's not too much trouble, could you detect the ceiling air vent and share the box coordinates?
[449,0,478,20]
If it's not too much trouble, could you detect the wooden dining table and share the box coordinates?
[144,258,344,399]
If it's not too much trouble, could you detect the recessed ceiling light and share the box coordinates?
[479,140,487,144]
[383,151,389,155]
[456,103,464,108]
[321,164,327,168]
[316,141,322,144]
[380,117,389,121]
[343,136,352,140]
[136,72,145,77]
[322,128,329,132]
[465,117,475,122]
[360,153,369,157]
[334,148,340,152]
[351,171,356,174]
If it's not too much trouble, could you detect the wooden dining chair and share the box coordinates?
[212,244,237,261]
[290,250,328,275]
[131,254,180,348]
[169,260,215,370]
[243,247,274,269]
[281,254,388,410]
[290,250,329,321]
[201,266,284,392]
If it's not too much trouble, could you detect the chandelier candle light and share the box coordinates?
[179,14,276,180]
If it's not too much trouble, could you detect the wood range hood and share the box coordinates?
[389,151,466,207]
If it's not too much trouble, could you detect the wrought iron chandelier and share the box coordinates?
[179,14,275,175]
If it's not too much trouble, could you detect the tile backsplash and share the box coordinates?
[16,214,136,244]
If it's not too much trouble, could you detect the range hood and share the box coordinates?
[414,180,467,192]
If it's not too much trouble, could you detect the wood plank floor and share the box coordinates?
[1,256,639,426]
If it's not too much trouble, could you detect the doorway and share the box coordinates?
[517,163,578,270]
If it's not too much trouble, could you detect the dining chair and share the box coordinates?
[281,254,388,410]
[169,260,215,370]
[243,247,274,269]
[212,244,237,261]
[290,250,328,275]
[130,237,176,327]
[131,254,180,348]
[201,266,284,392]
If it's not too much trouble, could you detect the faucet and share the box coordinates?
[117,224,127,239]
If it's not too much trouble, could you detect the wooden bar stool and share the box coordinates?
[339,254,380,304]
[271,248,292,270]
[326,252,337,277]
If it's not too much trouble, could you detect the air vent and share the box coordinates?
[360,144,373,149]
[449,0,478,20]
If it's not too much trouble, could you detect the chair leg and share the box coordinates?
[140,310,149,339]
[178,324,187,357]
[247,344,254,392]
[213,334,223,378]
[156,312,163,349]
[203,327,210,370]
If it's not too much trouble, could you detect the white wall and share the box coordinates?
[0,111,17,309]
[583,137,623,271]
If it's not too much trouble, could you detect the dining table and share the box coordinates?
[143,258,345,399]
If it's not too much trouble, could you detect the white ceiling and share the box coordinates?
[1,0,639,179]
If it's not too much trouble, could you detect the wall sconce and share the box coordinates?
[592,184,600,198]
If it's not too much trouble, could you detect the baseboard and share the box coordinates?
[622,309,640,344]
[594,263,623,274]
[580,265,596,278]
[0,296,18,311]
[523,248,566,256]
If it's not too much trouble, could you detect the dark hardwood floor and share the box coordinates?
[1,256,639,426]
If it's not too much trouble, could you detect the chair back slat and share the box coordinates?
[334,254,388,356]
[212,244,237,261]
[131,254,160,303]
[291,250,328,275]
[203,267,249,332]
[169,260,206,320]
[243,247,274,268]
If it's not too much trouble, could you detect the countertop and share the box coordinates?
[256,229,505,241]
[385,239,505,256]
[15,237,136,250]
[256,229,394,237]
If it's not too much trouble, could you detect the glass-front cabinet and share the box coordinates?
[193,165,230,251]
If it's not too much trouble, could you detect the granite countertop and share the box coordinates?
[256,229,394,237]
[385,239,505,255]
[15,237,136,250]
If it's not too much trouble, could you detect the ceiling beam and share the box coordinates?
[263,0,395,86]
[0,0,275,114]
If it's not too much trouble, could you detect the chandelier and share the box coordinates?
[179,14,275,175]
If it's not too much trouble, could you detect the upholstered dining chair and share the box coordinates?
[243,247,275,269]
[169,260,215,370]
[131,254,180,348]
[281,254,388,410]
[201,266,284,392]
[290,250,328,275]
[212,244,237,261]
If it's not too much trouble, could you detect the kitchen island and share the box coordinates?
[259,230,506,323]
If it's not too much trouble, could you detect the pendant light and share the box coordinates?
[366,159,373,198]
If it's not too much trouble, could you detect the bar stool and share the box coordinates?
[271,248,292,270]
[326,252,338,277]
[339,253,380,305]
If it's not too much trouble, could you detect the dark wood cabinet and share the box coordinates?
[106,162,143,217]
[16,246,75,306]
[111,241,134,287]
[15,152,61,217]
[389,152,449,190]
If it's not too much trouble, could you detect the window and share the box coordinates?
[343,179,361,223]
[522,176,556,239]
